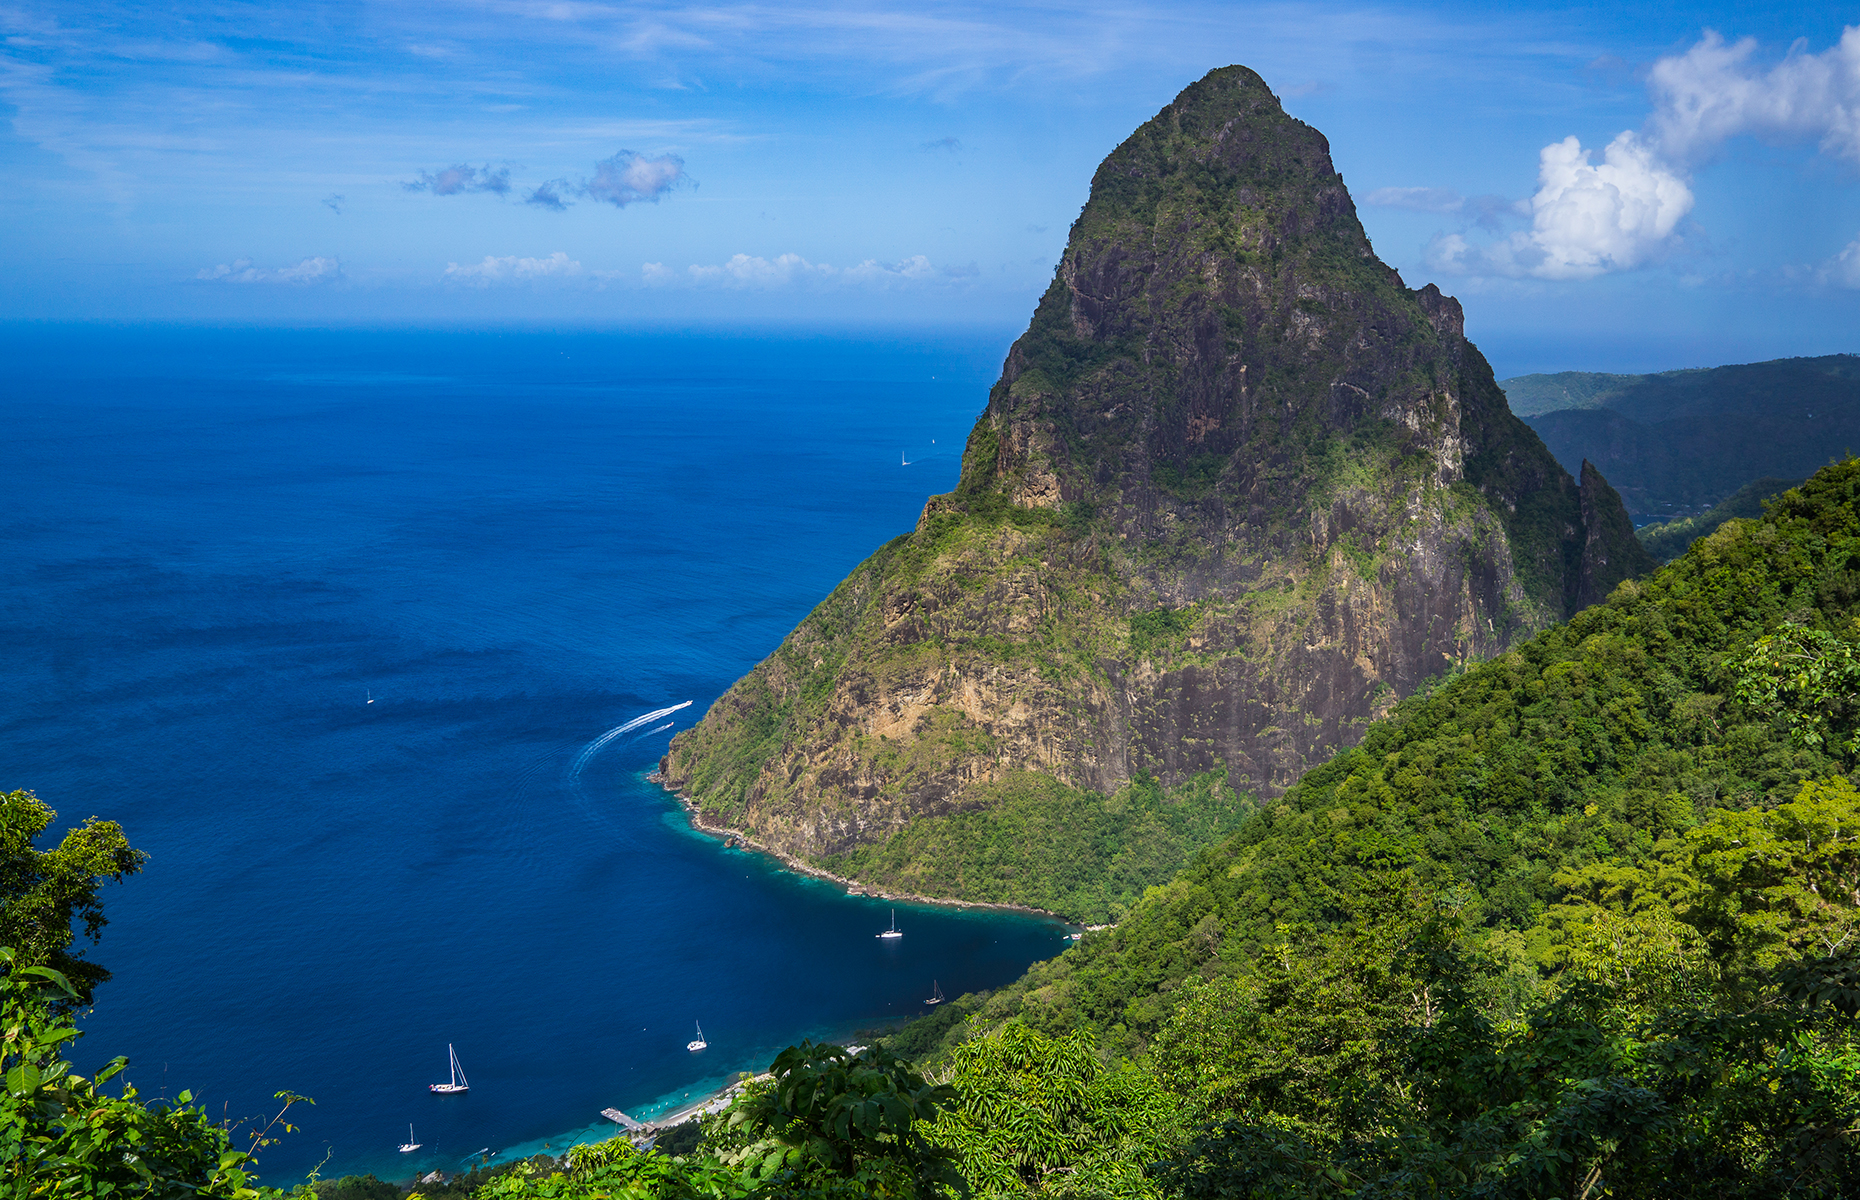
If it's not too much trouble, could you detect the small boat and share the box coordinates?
[366,689,375,704]
[687,1021,707,1052]
[878,909,903,940]
[901,451,909,466]
[430,1043,469,1094]
[925,979,945,1005]
[399,1124,421,1153]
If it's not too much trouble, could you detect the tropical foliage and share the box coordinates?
[824,770,1253,925]
[0,946,311,1199]
[0,789,145,1005]
[925,1022,1182,1198]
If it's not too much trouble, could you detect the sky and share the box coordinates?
[3,0,1858,373]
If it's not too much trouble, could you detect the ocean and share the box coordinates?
[0,323,1070,1184]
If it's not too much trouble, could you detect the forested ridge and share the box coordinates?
[907,457,1860,1060]
[7,459,1860,1198]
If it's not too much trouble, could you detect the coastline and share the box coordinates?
[648,770,1076,926]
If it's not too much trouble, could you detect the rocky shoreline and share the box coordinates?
[647,770,1077,926]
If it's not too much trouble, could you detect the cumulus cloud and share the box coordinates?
[1426,129,1693,281]
[647,252,956,289]
[1647,27,1860,164]
[443,251,586,285]
[197,256,341,284]
[583,150,686,207]
[404,163,511,196]
[1513,132,1693,279]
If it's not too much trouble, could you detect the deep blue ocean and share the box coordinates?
[0,323,1068,1185]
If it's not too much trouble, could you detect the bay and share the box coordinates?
[0,322,1065,1185]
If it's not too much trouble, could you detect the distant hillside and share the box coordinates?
[1638,475,1804,564]
[1499,355,1860,522]
[1499,370,1644,417]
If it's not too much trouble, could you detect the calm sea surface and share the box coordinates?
[0,324,1066,1184]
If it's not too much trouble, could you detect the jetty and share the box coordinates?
[601,1108,643,1131]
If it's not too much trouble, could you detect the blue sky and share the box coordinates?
[3,1,1857,373]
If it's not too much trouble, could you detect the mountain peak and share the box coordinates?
[663,66,1650,916]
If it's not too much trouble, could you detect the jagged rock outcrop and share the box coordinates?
[661,66,1650,890]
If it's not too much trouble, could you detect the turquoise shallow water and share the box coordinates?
[0,323,1066,1184]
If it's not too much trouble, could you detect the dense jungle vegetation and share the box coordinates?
[7,460,1860,1198]
[823,769,1253,926]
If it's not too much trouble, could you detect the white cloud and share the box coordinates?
[1517,133,1693,279]
[1425,133,1692,280]
[442,251,586,285]
[1648,27,1860,164]
[652,252,952,289]
[685,252,832,287]
[1828,236,1860,288]
[584,150,686,207]
[197,256,341,284]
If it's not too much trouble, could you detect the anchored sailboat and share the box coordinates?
[429,1044,469,1094]
[878,909,903,940]
[399,1124,421,1153]
[925,980,945,1005]
[687,1022,707,1052]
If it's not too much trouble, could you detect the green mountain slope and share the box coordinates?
[1504,354,1860,521]
[902,458,1860,1061]
[661,65,1647,920]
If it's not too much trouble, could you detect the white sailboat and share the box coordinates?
[878,909,903,940]
[366,689,374,704]
[926,980,945,1005]
[399,1124,421,1153]
[429,1043,469,1094]
[687,1021,707,1052]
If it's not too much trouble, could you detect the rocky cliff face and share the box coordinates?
[661,66,1651,890]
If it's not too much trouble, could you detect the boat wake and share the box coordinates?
[563,701,694,842]
[569,701,691,782]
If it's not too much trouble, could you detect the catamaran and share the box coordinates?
[878,909,903,939]
[399,1124,421,1153]
[430,1043,469,1094]
[687,1021,707,1052]
[925,980,945,1005]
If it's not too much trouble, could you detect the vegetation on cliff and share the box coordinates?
[663,66,1648,920]
[823,769,1253,925]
